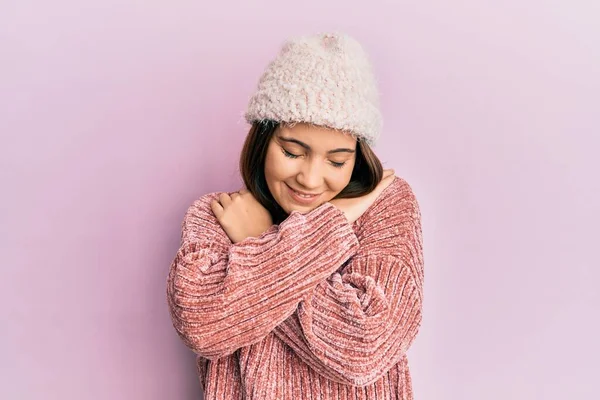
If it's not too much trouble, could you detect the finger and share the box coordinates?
[218,193,232,207]
[238,188,249,195]
[211,199,224,218]
[383,168,395,178]
[230,192,240,200]
[375,171,396,193]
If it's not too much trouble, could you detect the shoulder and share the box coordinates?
[181,191,228,242]
[364,176,421,222]
[384,176,419,203]
[184,192,218,221]
[354,176,422,255]
[185,189,239,217]
[187,192,221,213]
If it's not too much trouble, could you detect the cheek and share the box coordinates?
[325,170,353,196]
[265,149,288,181]
[264,148,294,198]
[329,158,356,189]
[332,173,351,190]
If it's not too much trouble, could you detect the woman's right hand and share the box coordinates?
[329,169,396,224]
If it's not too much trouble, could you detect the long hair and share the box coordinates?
[239,120,384,224]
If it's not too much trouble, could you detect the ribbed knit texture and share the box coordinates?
[167,177,424,399]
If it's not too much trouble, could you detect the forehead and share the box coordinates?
[277,123,357,149]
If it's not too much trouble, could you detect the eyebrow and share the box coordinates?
[277,136,356,154]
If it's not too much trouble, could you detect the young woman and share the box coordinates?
[167,32,424,400]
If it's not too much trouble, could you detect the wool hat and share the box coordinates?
[244,32,382,146]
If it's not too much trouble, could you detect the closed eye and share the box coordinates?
[282,148,347,168]
[282,149,299,159]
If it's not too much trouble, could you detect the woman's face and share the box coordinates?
[264,122,357,214]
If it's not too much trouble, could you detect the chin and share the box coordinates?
[286,204,318,214]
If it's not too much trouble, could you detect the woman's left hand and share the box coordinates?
[211,189,273,244]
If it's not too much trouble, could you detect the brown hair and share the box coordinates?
[239,120,384,224]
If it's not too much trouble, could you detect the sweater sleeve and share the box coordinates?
[272,178,424,387]
[166,192,359,360]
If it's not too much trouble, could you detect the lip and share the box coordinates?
[286,184,321,205]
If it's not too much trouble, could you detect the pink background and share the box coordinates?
[2,0,598,399]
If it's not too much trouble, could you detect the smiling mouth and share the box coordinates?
[286,184,321,200]
[293,191,317,198]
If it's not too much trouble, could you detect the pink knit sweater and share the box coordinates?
[167,177,424,399]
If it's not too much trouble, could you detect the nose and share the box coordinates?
[296,159,324,190]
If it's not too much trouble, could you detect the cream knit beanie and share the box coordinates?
[244,32,382,146]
